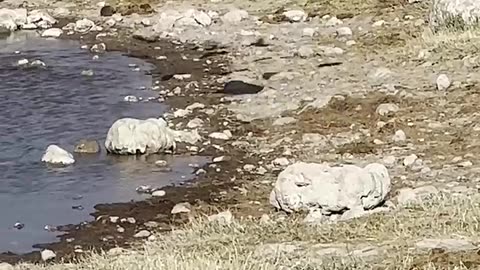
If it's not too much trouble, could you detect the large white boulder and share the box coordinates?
[0,8,27,32]
[41,145,75,165]
[270,162,391,214]
[105,118,177,155]
[430,0,480,29]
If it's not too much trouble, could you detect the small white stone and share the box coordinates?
[133,230,151,238]
[41,249,56,261]
[383,156,396,167]
[17,59,29,66]
[187,118,204,129]
[152,190,166,197]
[193,11,212,26]
[283,10,307,22]
[41,145,75,165]
[109,216,119,223]
[209,132,230,140]
[336,26,352,37]
[376,103,399,116]
[403,154,418,167]
[373,20,385,27]
[123,95,138,102]
[273,157,290,167]
[436,74,451,91]
[297,45,315,58]
[302,27,316,37]
[171,202,191,214]
[325,16,343,26]
[392,130,407,143]
[41,28,63,38]
[207,210,234,225]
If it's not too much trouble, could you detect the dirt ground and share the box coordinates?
[3,0,480,268]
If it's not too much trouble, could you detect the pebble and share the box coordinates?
[109,216,119,223]
[81,70,94,76]
[126,217,136,224]
[243,164,256,172]
[187,118,204,129]
[376,103,399,116]
[436,74,451,91]
[302,27,316,37]
[117,226,125,233]
[209,132,230,140]
[336,26,352,38]
[41,28,63,38]
[171,202,192,214]
[325,16,343,26]
[123,95,139,102]
[207,210,234,225]
[273,157,290,167]
[155,160,168,167]
[283,10,307,22]
[403,154,418,167]
[133,230,151,238]
[17,59,29,66]
[41,249,56,261]
[392,130,407,143]
[372,20,385,27]
[152,190,166,197]
[297,45,315,58]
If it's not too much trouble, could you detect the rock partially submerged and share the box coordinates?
[270,162,391,216]
[105,118,176,155]
[74,139,100,153]
[41,145,75,165]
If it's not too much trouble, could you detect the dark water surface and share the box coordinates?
[0,32,205,253]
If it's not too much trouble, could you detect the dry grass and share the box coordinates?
[17,194,480,270]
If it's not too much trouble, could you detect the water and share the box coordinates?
[0,32,206,253]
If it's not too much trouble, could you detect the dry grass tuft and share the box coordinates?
[16,194,480,270]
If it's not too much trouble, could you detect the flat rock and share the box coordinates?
[221,9,249,24]
[74,139,100,153]
[41,249,56,261]
[222,80,264,95]
[41,28,63,38]
[134,230,151,238]
[283,10,307,22]
[171,202,191,214]
[415,238,476,252]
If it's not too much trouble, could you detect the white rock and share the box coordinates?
[193,10,212,26]
[91,43,106,53]
[382,156,396,167]
[283,10,307,22]
[270,162,391,214]
[207,210,234,225]
[123,95,138,102]
[221,9,249,24]
[141,18,152,26]
[436,74,451,91]
[133,230,151,238]
[17,59,29,66]
[74,18,95,33]
[273,157,290,167]
[109,216,119,223]
[41,145,75,165]
[325,16,343,26]
[415,238,476,252]
[372,20,385,27]
[336,26,352,37]
[41,249,56,261]
[297,45,315,58]
[430,0,480,29]
[397,185,439,206]
[185,102,205,110]
[104,118,176,155]
[41,28,63,38]
[171,202,191,214]
[376,103,399,116]
[187,118,204,129]
[152,190,166,197]
[403,154,418,167]
[392,130,407,143]
[0,263,13,270]
[302,27,316,37]
[0,8,27,32]
[209,132,230,140]
[27,10,56,27]
[31,60,46,67]
[273,117,296,126]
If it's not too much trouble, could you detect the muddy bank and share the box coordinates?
[0,22,263,264]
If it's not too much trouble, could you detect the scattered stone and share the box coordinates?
[187,118,204,129]
[325,16,343,26]
[376,103,399,116]
[209,131,231,140]
[273,117,296,126]
[30,60,46,67]
[372,20,385,27]
[283,10,307,22]
[109,216,119,223]
[152,190,166,197]
[436,74,451,91]
[17,59,29,66]
[221,9,249,24]
[336,26,352,38]
[270,162,391,214]
[296,45,315,58]
[173,74,191,80]
[74,139,100,153]
[41,28,63,38]
[107,247,125,256]
[392,130,407,143]
[91,43,106,53]
[154,160,168,167]
[100,5,115,16]
[134,230,151,238]
[13,222,24,230]
[41,145,75,165]
[383,156,396,167]
[415,238,476,252]
[171,202,191,214]
[41,249,56,261]
[397,185,439,206]
[123,95,138,102]
[403,154,418,167]
[193,10,212,26]
[136,185,152,194]
[126,217,136,224]
[74,18,95,33]
[144,221,159,228]
[207,210,234,225]
[223,80,263,95]
[116,226,125,233]
[133,28,159,42]
[273,157,290,167]
[81,70,94,76]
[302,27,316,37]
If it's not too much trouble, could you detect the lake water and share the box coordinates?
[0,32,205,254]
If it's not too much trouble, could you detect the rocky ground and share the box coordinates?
[2,0,480,268]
